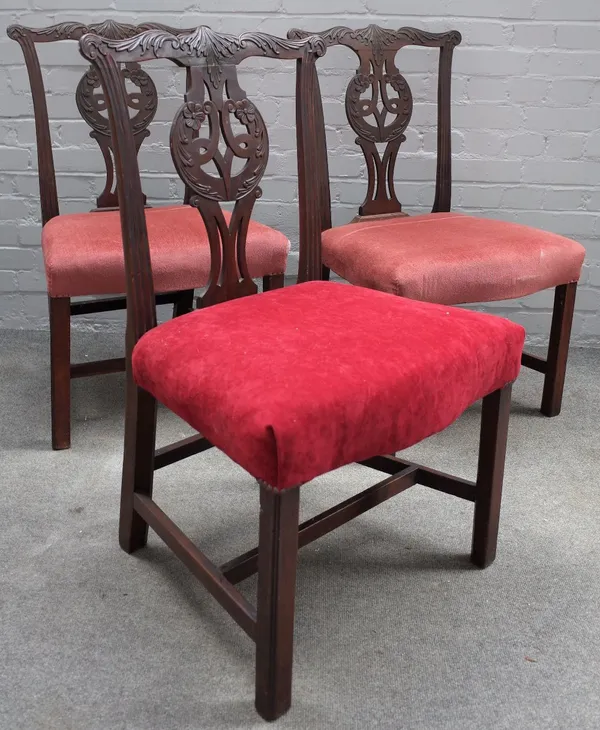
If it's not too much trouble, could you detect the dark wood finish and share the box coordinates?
[262,274,285,292]
[119,382,157,553]
[289,25,461,219]
[222,465,418,585]
[541,283,578,417]
[70,291,182,316]
[70,297,129,316]
[80,26,326,310]
[134,493,257,639]
[360,455,476,501]
[471,385,512,568]
[518,283,578,416]
[295,46,328,281]
[82,27,515,721]
[7,21,191,214]
[521,352,547,374]
[47,288,194,449]
[154,434,213,471]
[172,289,195,318]
[6,21,200,449]
[350,210,409,224]
[70,357,125,378]
[49,296,71,450]
[291,24,578,417]
[255,483,300,721]
[76,62,157,208]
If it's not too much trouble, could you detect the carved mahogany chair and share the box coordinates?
[81,26,525,721]
[8,20,290,449]
[288,25,586,418]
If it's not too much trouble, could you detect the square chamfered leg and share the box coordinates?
[49,295,71,450]
[541,282,577,418]
[119,378,158,554]
[255,482,300,721]
[471,384,512,569]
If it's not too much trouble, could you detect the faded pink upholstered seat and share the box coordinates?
[42,204,290,297]
[10,20,296,451]
[289,22,587,418]
[322,213,586,305]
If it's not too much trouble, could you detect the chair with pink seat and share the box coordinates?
[288,24,586,417]
[8,20,290,449]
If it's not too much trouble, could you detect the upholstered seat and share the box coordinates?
[42,205,290,297]
[322,213,586,305]
[133,281,524,490]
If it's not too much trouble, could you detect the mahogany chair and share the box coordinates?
[81,26,525,721]
[8,20,290,450]
[288,25,586,418]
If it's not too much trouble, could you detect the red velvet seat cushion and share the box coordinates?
[132,282,525,490]
[322,212,586,304]
[42,205,290,297]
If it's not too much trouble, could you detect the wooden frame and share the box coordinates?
[7,20,285,449]
[81,26,514,721]
[288,24,579,417]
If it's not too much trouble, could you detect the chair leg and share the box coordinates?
[49,296,71,450]
[172,289,195,318]
[255,482,300,722]
[119,376,158,554]
[471,384,512,569]
[263,274,285,292]
[541,282,577,418]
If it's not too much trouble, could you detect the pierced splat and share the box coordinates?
[170,65,269,305]
[7,21,196,217]
[289,25,462,218]
[76,63,157,208]
[346,46,413,217]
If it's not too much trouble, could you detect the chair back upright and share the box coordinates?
[288,25,462,224]
[78,26,326,345]
[8,20,195,221]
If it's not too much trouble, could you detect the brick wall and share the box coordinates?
[0,0,599,344]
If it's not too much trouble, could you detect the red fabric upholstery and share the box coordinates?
[132,282,524,490]
[42,205,290,297]
[322,212,586,304]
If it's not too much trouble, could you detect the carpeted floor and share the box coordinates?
[1,330,599,730]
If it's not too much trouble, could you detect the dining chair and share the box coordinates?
[288,24,586,418]
[80,25,525,721]
[7,20,290,449]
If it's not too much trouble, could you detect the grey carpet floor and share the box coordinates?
[1,330,599,730]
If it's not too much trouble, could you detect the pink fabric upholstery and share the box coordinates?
[42,205,290,297]
[133,281,525,490]
[322,212,586,305]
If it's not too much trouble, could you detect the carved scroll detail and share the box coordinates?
[170,97,268,203]
[288,25,461,52]
[80,26,326,85]
[289,24,461,217]
[166,62,271,303]
[77,28,325,304]
[74,63,157,208]
[7,21,173,210]
[8,20,142,43]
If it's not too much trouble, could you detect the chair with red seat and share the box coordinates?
[8,20,290,449]
[288,24,586,417]
[81,26,525,721]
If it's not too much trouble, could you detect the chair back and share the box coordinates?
[7,21,193,221]
[288,25,461,224]
[79,26,325,343]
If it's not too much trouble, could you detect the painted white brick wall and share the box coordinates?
[0,0,599,344]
